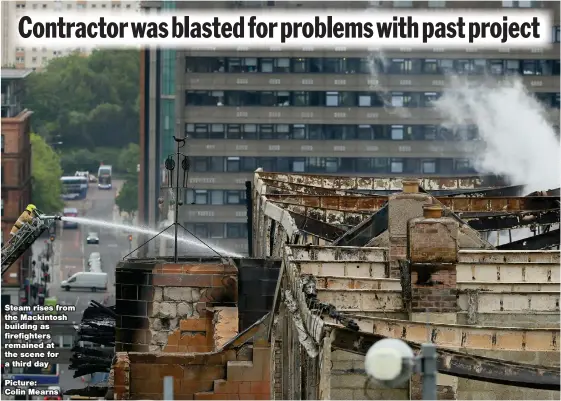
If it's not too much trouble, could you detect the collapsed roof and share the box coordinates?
[252,170,560,252]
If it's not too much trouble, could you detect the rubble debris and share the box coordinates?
[69,301,116,380]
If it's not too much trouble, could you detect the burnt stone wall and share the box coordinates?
[115,257,280,352]
[115,263,154,352]
[115,258,239,353]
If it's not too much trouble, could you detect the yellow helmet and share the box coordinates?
[26,204,37,212]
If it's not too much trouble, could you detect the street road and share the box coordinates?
[49,180,126,396]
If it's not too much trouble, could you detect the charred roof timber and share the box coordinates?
[462,209,561,232]
[256,172,560,252]
[256,170,508,191]
[289,211,346,241]
[332,204,389,247]
[497,229,561,250]
[261,177,371,196]
[267,194,560,213]
[332,328,560,391]
[282,203,368,227]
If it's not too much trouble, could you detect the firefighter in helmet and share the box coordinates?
[10,204,37,237]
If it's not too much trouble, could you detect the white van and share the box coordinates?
[61,272,108,292]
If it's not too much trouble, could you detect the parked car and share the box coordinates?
[86,232,100,244]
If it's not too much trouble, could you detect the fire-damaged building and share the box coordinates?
[68,171,560,400]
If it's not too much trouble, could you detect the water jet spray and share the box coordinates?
[60,216,244,258]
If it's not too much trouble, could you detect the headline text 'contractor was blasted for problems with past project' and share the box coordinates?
[15,10,551,49]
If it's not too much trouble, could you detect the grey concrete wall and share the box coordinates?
[330,349,408,400]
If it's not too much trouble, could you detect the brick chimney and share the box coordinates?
[387,178,431,278]
[407,204,460,400]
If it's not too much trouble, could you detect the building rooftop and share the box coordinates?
[249,170,560,398]
[73,170,561,400]
[252,169,560,250]
[1,68,33,80]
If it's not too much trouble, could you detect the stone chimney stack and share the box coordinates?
[407,203,460,400]
[387,179,431,278]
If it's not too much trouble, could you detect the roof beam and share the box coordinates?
[256,171,506,191]
[280,203,368,227]
[331,328,560,391]
[461,209,561,231]
[326,317,559,352]
[266,194,560,213]
[288,210,346,241]
[262,177,366,196]
[332,204,389,246]
[447,185,526,197]
[497,229,560,250]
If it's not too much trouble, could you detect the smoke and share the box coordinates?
[434,75,560,193]
[366,53,412,119]
[366,3,410,119]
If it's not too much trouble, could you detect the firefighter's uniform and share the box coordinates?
[10,204,37,236]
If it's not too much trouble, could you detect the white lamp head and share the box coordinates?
[364,338,415,388]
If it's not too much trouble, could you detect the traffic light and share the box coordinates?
[128,235,133,242]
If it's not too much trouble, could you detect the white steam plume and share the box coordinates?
[366,1,410,118]
[366,53,412,119]
[434,76,560,193]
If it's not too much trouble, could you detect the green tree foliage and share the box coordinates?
[117,143,140,174]
[115,177,138,216]
[115,143,140,215]
[59,147,121,175]
[58,143,141,177]
[24,50,139,149]
[30,133,64,213]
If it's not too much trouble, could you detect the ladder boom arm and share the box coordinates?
[1,213,61,276]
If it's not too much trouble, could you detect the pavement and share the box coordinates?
[30,180,127,396]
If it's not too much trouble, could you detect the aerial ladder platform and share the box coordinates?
[1,209,61,276]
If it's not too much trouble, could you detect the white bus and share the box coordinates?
[97,165,113,190]
[60,176,88,200]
